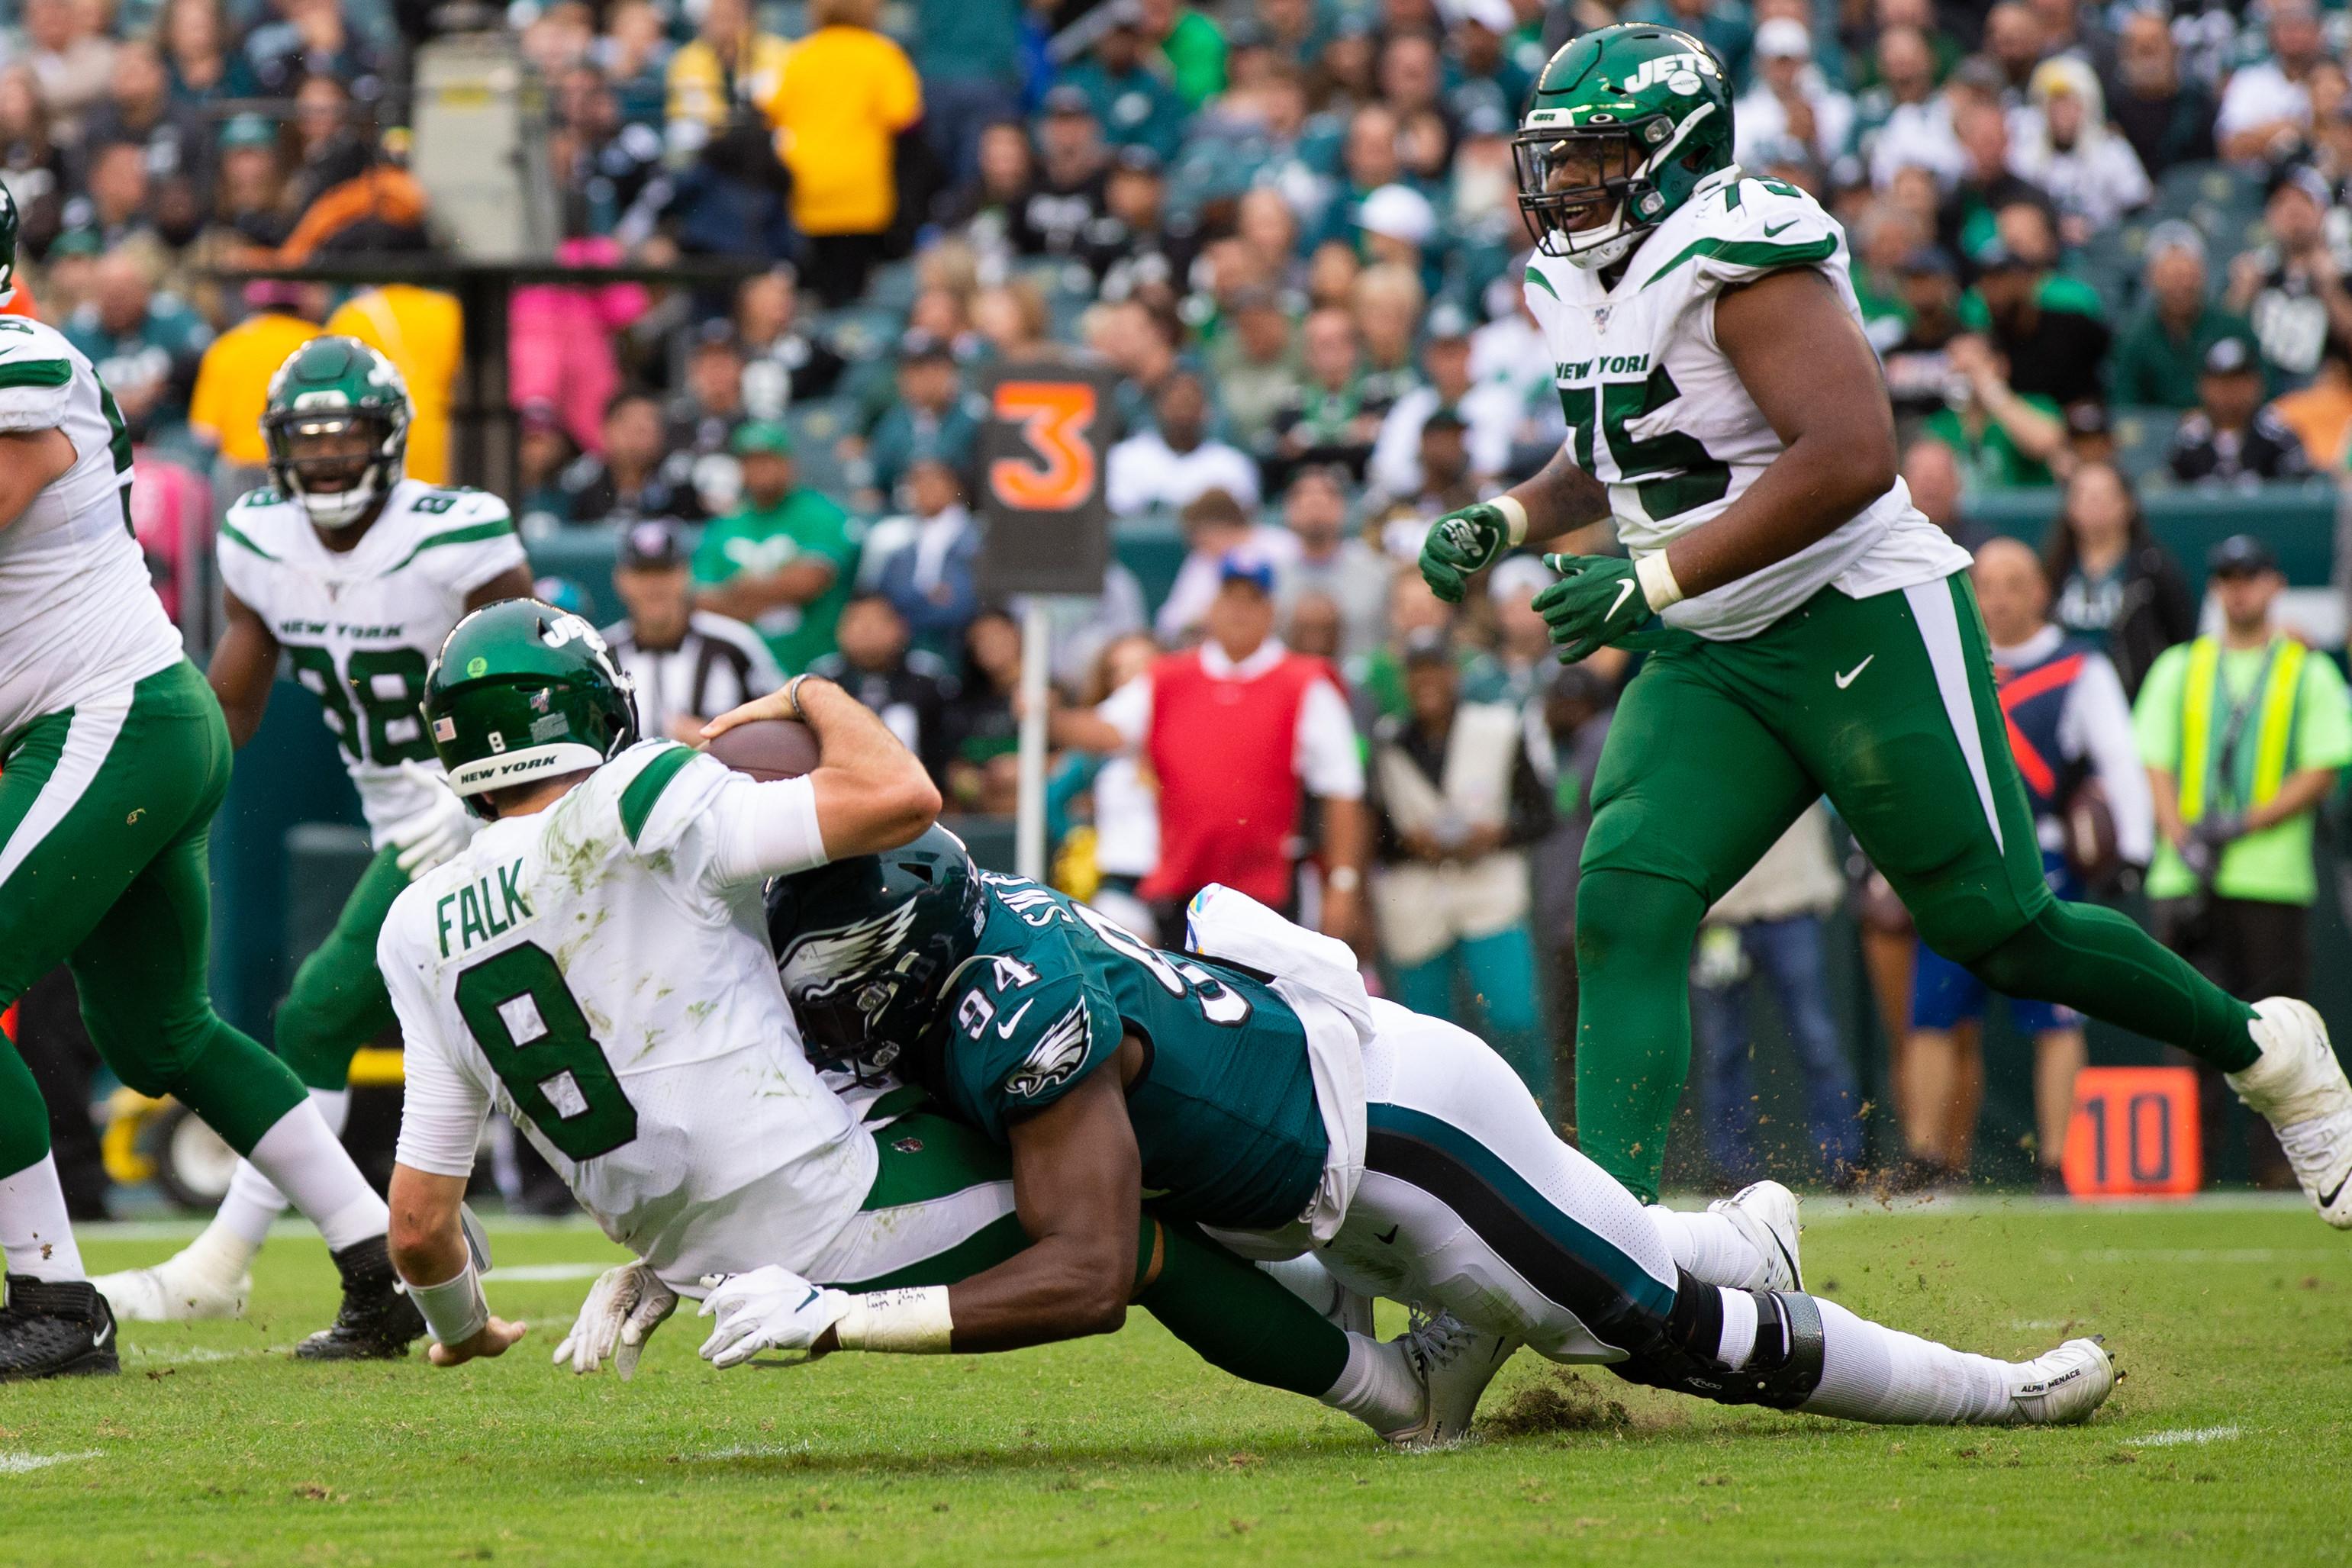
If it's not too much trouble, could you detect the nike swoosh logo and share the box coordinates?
[1835,655,1874,689]
[2320,1172,2350,1209]
[797,1287,821,1311]
[91,1318,113,1349]
[996,998,1036,1038]
[1764,220,1799,237]
[1607,577,1639,623]
[1376,1225,1400,1244]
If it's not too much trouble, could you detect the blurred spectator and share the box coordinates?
[1086,146,1200,306]
[64,253,208,447]
[19,0,114,143]
[694,420,857,675]
[272,74,430,264]
[1468,555,1558,704]
[1963,215,2110,411]
[187,282,325,491]
[1901,436,1977,546]
[1137,0,1226,108]
[1857,26,1959,189]
[1880,246,1967,423]
[326,283,462,486]
[547,62,669,245]
[2103,11,2215,180]
[1734,20,1852,171]
[0,67,66,263]
[1632,0,1751,87]
[1274,464,1390,661]
[1268,305,1388,481]
[1691,806,1859,1186]
[942,605,1026,813]
[1065,5,1190,163]
[912,0,1021,180]
[1155,487,1300,643]
[2168,335,2312,485]
[2227,165,2352,391]
[1904,539,2151,1192]
[1981,1,2044,100]
[1368,302,1509,502]
[862,453,983,663]
[736,266,846,419]
[1015,88,1113,259]
[1532,660,1616,1038]
[664,329,753,517]
[205,112,291,250]
[56,139,166,274]
[2013,57,2148,242]
[1108,368,1259,515]
[1369,627,1555,1106]
[971,279,1056,367]
[1203,284,1299,452]
[2041,460,2194,699]
[811,591,959,782]
[1055,549,1369,946]
[561,389,705,525]
[2112,224,2250,411]
[515,407,580,533]
[1923,333,2067,488]
[603,518,782,745]
[1055,632,1165,941]
[509,236,649,457]
[771,0,923,306]
[77,39,211,211]
[2273,340,2352,468]
[241,0,380,100]
[864,330,981,507]
[2215,0,2326,166]
[1937,95,2044,262]
[665,0,791,141]
[2138,534,2352,1186]
[158,0,258,105]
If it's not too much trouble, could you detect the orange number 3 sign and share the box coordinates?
[990,381,1099,510]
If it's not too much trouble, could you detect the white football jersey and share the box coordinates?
[0,316,183,739]
[217,477,526,843]
[382,741,875,1290]
[1524,169,1970,640]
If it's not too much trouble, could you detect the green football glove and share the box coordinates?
[1532,553,1657,664]
[1419,501,1520,604]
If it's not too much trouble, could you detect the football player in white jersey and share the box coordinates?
[96,336,536,1333]
[1420,25,2352,1224]
[0,193,409,1378]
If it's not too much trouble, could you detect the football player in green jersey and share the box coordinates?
[731,838,2121,1434]
[1421,24,2352,1219]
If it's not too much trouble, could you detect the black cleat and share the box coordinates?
[295,1235,427,1361]
[0,1274,121,1382]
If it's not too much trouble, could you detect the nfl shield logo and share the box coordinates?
[1592,305,1613,334]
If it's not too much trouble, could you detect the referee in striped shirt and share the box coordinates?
[603,517,785,742]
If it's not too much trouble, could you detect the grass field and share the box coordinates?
[5,1195,2347,1565]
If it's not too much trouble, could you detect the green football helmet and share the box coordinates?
[423,598,640,807]
[764,826,988,1081]
[0,182,18,307]
[1515,24,1735,269]
[262,334,411,530]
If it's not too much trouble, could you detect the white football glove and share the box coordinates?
[387,760,471,876]
[696,1266,852,1370]
[553,1261,678,1380]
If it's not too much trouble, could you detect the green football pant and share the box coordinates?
[275,843,409,1091]
[820,1111,1346,1396]
[1573,574,2260,1201]
[0,661,306,1177]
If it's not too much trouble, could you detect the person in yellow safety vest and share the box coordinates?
[2135,532,2352,1186]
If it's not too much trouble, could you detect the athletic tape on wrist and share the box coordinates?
[1635,551,1686,612]
[404,1256,489,1348]
[833,1285,953,1353]
[1493,494,1529,548]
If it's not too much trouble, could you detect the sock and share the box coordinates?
[243,1101,386,1253]
[1647,1205,1767,1289]
[1796,1295,2015,1425]
[1136,1219,1351,1399]
[209,1088,352,1252]
[1256,1254,1347,1318]
[1573,869,1709,1203]
[1713,1286,1759,1368]
[1316,1332,1423,1432]
[1967,900,2259,1073]
[0,1154,85,1282]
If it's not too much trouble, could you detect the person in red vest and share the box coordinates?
[1054,549,1370,949]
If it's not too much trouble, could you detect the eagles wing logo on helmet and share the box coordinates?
[780,900,923,1004]
[1002,1003,1093,1099]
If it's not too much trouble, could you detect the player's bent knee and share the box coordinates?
[1955,905,2066,997]
[1572,871,1703,974]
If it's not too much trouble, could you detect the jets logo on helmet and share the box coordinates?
[262,335,413,531]
[1513,24,1736,269]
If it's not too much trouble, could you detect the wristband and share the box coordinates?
[1635,551,1686,612]
[1493,494,1530,547]
[833,1285,953,1353]
[403,1256,489,1348]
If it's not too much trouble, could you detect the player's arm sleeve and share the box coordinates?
[380,926,492,1177]
[701,768,828,886]
[415,491,528,596]
[609,741,829,891]
[1295,675,1365,800]
[953,967,1123,1139]
[0,343,74,432]
[2067,654,2155,865]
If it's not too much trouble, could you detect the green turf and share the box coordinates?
[4,1196,2344,1565]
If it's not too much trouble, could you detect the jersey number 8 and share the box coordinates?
[454,942,639,1161]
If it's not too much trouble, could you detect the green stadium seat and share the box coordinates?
[2108,404,2180,485]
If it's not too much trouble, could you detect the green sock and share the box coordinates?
[164,1021,309,1154]
[0,1037,53,1176]
[1968,900,2260,1073]
[1572,868,1709,1204]
[1136,1219,1349,1399]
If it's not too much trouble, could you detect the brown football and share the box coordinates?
[704,716,820,781]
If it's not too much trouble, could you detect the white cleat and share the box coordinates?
[2228,998,2352,1228]
[1710,1180,1804,1293]
[91,1254,251,1322]
[1381,1309,1516,1450]
[2006,1336,2118,1425]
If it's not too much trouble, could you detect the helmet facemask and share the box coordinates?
[1515,102,1719,269]
[266,404,401,530]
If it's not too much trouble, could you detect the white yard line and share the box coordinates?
[2126,1426,2242,1447]
[491,1263,611,1283]
[1785,1192,2312,1223]
[2044,1248,2341,1265]
[0,1451,101,1476]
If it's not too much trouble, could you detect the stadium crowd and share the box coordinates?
[9,0,2352,1199]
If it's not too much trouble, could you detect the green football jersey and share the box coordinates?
[907,874,1328,1230]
